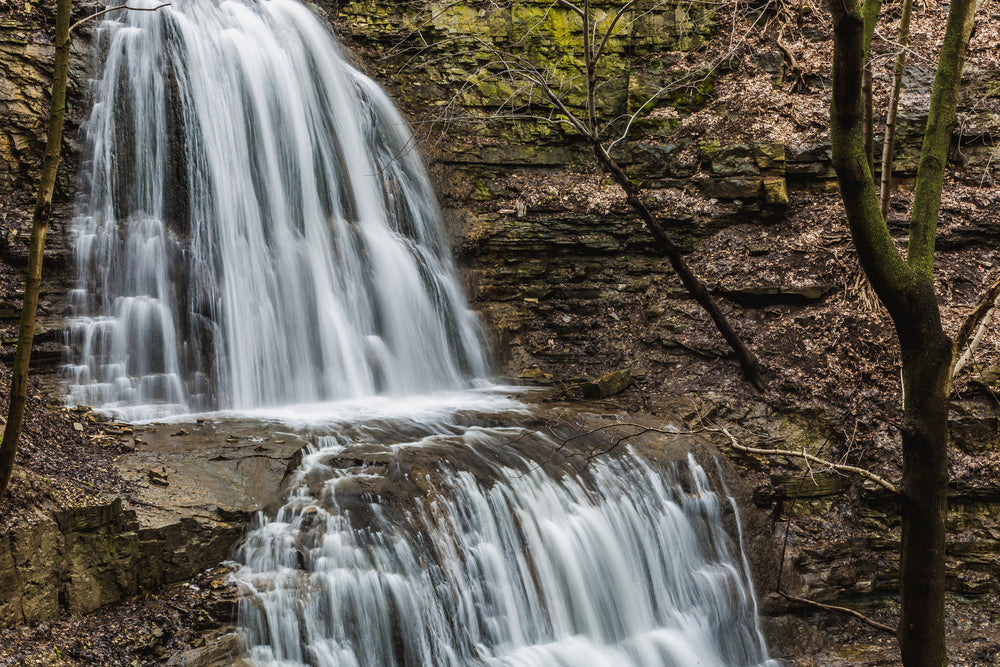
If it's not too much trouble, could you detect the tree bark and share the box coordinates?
[861,0,881,174]
[907,0,978,277]
[828,0,978,663]
[898,322,952,667]
[0,0,73,499]
[879,0,914,221]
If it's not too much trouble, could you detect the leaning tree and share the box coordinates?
[383,0,766,390]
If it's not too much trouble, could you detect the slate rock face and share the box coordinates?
[0,499,139,623]
[0,421,308,627]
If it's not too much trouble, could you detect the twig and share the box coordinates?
[778,591,897,635]
[719,426,899,495]
[954,273,1000,358]
[70,3,171,34]
[953,282,1000,378]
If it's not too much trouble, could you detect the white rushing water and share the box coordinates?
[64,0,488,419]
[236,428,778,667]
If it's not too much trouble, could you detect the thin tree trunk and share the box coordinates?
[590,142,766,391]
[879,0,913,221]
[863,67,875,172]
[861,0,882,175]
[0,0,73,499]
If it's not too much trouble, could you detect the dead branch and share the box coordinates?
[70,3,171,34]
[953,291,998,377]
[777,591,897,635]
[953,273,1000,363]
[718,426,899,495]
[775,25,804,91]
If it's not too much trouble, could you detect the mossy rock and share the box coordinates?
[582,368,632,398]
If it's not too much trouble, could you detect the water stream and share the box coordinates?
[67,1,778,664]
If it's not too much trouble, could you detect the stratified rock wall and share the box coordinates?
[0,24,52,193]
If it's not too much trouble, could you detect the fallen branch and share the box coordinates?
[954,273,1000,358]
[953,277,1000,378]
[778,591,897,635]
[718,426,899,495]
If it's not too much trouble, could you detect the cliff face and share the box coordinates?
[0,4,97,369]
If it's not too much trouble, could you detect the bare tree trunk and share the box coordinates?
[861,0,882,174]
[0,0,73,499]
[899,324,952,667]
[863,67,875,171]
[879,0,914,221]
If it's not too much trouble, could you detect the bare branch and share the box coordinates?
[777,592,897,635]
[718,426,899,495]
[70,3,171,34]
[953,274,1000,362]
[953,280,1000,377]
[554,0,586,18]
[593,0,642,64]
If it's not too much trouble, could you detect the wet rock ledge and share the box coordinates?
[0,419,309,627]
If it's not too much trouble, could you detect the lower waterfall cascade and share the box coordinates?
[235,423,779,667]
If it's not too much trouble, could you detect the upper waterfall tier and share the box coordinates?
[64,0,488,418]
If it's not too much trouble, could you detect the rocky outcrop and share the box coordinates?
[0,420,309,626]
[0,24,52,193]
[0,499,138,624]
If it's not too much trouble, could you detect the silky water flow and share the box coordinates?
[66,1,778,665]
[236,425,779,667]
[65,0,487,418]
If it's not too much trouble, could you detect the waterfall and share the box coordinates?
[64,0,488,418]
[236,426,778,667]
[64,2,778,664]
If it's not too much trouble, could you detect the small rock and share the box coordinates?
[753,141,786,168]
[762,176,789,205]
[582,369,632,399]
[172,428,188,436]
[148,468,169,486]
[518,366,554,382]
[73,422,84,432]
